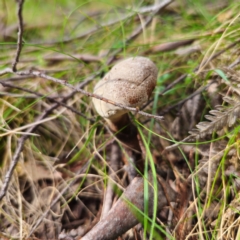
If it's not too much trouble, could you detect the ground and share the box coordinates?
[0,0,240,239]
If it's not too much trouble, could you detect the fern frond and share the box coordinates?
[189,96,240,138]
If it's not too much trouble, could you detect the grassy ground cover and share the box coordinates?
[0,0,240,239]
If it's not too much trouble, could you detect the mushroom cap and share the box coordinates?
[92,56,158,120]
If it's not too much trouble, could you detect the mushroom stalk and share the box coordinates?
[106,113,141,152]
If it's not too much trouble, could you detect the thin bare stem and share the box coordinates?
[12,0,24,72]
[107,0,172,65]
[145,38,240,108]
[0,87,81,201]
[31,0,172,46]
[0,68,163,121]
[164,56,240,151]
[0,80,95,122]
[159,81,214,115]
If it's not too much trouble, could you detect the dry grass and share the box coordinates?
[0,0,240,239]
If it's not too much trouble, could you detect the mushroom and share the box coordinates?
[92,56,158,171]
[93,56,158,145]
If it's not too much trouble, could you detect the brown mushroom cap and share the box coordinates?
[92,56,158,121]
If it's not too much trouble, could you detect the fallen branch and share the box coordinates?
[80,174,176,240]
[144,38,240,109]
[12,0,24,72]
[0,80,94,122]
[31,0,172,45]
[106,0,173,65]
[0,89,79,201]
[0,68,163,121]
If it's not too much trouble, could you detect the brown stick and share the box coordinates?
[0,80,94,122]
[80,174,176,240]
[0,68,163,121]
[0,91,77,201]
[31,0,172,46]
[12,0,24,72]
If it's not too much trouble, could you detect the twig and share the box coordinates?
[31,1,172,46]
[150,39,195,53]
[28,160,92,237]
[1,53,101,65]
[0,60,161,200]
[198,38,240,73]
[80,174,176,240]
[0,0,168,205]
[0,80,95,122]
[164,56,240,151]
[106,0,173,65]
[0,75,36,82]
[0,67,12,76]
[0,85,84,201]
[0,104,56,200]
[0,68,163,121]
[28,137,116,236]
[228,57,240,69]
[101,143,120,218]
[12,0,24,72]
[77,70,101,89]
[161,39,240,114]
[159,81,214,115]
[145,38,240,109]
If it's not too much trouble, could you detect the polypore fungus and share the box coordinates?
[93,56,158,132]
